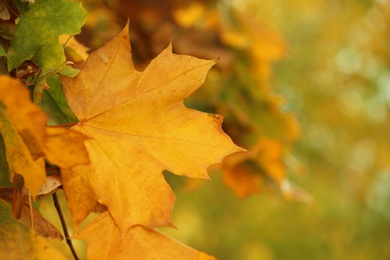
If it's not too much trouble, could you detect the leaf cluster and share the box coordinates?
[0,0,246,259]
[93,0,305,199]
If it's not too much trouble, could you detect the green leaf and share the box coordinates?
[0,45,6,57]
[7,0,87,71]
[0,57,8,76]
[0,199,67,260]
[40,74,78,126]
[58,65,80,77]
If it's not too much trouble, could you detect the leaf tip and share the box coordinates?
[199,252,217,260]
[120,27,130,40]
[166,42,173,53]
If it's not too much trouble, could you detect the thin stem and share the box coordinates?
[27,190,33,229]
[47,122,79,128]
[52,193,79,260]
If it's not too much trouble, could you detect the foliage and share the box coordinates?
[0,0,265,259]
[5,0,86,71]
[79,0,304,199]
[60,23,241,254]
[160,1,390,259]
[5,0,375,259]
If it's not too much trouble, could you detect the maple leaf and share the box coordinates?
[0,76,89,197]
[6,0,86,71]
[61,23,244,232]
[76,211,216,260]
[45,127,90,168]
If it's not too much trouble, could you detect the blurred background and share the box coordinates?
[43,0,390,259]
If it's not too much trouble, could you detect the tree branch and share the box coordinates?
[52,193,79,260]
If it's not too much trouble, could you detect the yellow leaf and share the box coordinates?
[0,76,47,196]
[0,76,89,197]
[45,127,90,168]
[198,252,217,260]
[76,211,213,260]
[0,77,48,158]
[61,23,244,232]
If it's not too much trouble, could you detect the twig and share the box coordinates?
[27,190,33,229]
[47,122,78,128]
[52,193,79,260]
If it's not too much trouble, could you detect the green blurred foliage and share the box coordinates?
[163,0,390,259]
[165,0,390,259]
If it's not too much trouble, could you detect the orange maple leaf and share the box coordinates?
[76,211,216,260]
[61,23,244,232]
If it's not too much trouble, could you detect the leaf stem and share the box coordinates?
[52,193,79,260]
[27,190,33,229]
[47,122,79,128]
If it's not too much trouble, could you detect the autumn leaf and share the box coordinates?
[45,127,90,168]
[222,138,285,198]
[0,76,89,197]
[6,0,86,71]
[0,76,48,196]
[0,199,67,260]
[61,23,244,232]
[76,211,216,260]
[35,175,62,200]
